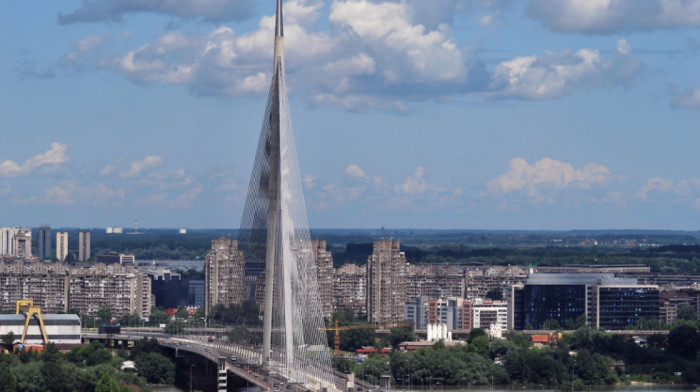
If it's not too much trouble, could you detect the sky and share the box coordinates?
[1,0,699,231]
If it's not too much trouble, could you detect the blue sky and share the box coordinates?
[1,0,699,230]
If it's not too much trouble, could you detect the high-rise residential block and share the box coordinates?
[37,226,52,260]
[311,239,334,320]
[56,232,69,262]
[204,238,245,316]
[366,239,407,324]
[1,227,32,258]
[333,263,366,316]
[0,262,152,319]
[12,230,32,258]
[78,231,91,262]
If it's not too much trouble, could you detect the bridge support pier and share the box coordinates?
[217,357,227,392]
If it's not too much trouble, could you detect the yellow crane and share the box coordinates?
[16,299,49,345]
[323,320,412,355]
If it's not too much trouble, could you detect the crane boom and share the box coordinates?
[323,320,412,354]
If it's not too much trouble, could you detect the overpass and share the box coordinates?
[83,328,343,392]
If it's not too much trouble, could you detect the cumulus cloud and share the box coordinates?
[487,158,612,202]
[672,87,700,109]
[636,176,673,200]
[119,155,163,178]
[489,41,640,99]
[64,0,486,110]
[636,176,700,210]
[0,143,69,178]
[527,0,700,34]
[58,0,256,24]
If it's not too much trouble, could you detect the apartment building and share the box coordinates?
[333,263,366,316]
[0,227,32,258]
[311,238,334,320]
[56,232,68,262]
[204,238,245,316]
[37,226,51,260]
[366,239,407,324]
[0,262,152,319]
[405,264,465,301]
[78,231,91,262]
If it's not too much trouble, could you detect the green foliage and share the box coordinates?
[96,372,120,392]
[208,301,261,326]
[467,328,487,343]
[0,365,17,392]
[165,320,185,335]
[98,307,113,323]
[677,304,698,321]
[148,308,170,326]
[385,326,415,348]
[668,324,700,358]
[131,338,161,360]
[467,335,490,356]
[134,352,175,384]
[332,357,354,373]
[1,331,15,351]
[543,319,562,330]
[120,313,143,327]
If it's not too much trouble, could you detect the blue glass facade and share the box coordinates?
[598,287,659,329]
[513,284,586,329]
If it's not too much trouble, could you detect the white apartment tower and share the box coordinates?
[366,239,407,324]
[56,232,68,262]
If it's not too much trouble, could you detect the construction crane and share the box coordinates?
[323,320,412,355]
[16,299,49,345]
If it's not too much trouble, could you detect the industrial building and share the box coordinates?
[0,314,81,346]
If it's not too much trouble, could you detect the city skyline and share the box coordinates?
[1,1,699,230]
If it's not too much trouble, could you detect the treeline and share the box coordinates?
[333,322,700,389]
[330,243,700,273]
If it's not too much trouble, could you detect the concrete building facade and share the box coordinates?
[56,232,68,262]
[311,239,334,320]
[37,226,52,260]
[366,239,407,324]
[333,263,366,316]
[78,231,91,262]
[204,238,245,316]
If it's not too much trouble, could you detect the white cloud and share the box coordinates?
[672,87,700,109]
[69,0,486,111]
[119,155,163,178]
[489,43,640,99]
[58,0,256,24]
[487,157,612,202]
[303,174,317,190]
[636,176,673,200]
[527,0,700,34]
[0,143,69,178]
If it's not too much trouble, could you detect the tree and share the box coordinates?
[677,304,698,321]
[543,319,561,330]
[1,331,15,352]
[149,308,170,326]
[95,372,120,392]
[467,328,487,343]
[332,357,353,373]
[668,324,699,358]
[98,307,112,323]
[0,366,17,392]
[386,326,415,348]
[119,313,142,327]
[165,320,185,335]
[134,352,175,384]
